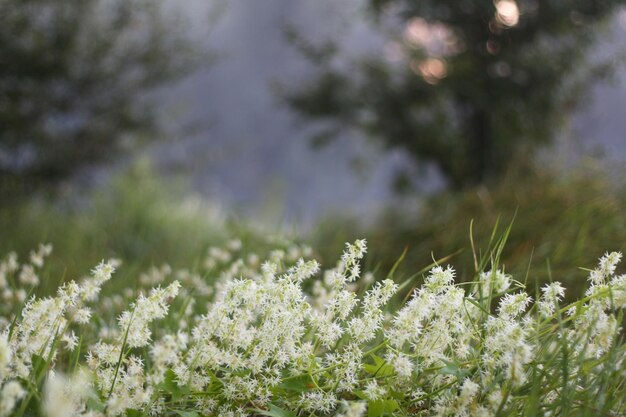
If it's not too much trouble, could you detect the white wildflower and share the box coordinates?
[340,240,367,282]
[498,292,532,318]
[42,370,93,417]
[91,260,118,285]
[73,308,92,324]
[478,269,511,295]
[288,259,320,282]
[425,265,456,293]
[538,282,566,317]
[589,251,622,285]
[62,331,79,351]
[0,242,623,416]
[19,265,39,286]
[117,281,181,348]
[386,351,413,378]
[0,335,10,382]
[364,379,387,400]
[458,378,480,406]
[0,381,25,417]
[337,400,367,417]
[312,314,343,347]
[29,243,52,268]
[300,390,337,414]
[487,389,504,411]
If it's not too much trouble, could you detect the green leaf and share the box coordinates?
[159,369,190,401]
[277,374,314,393]
[174,411,200,417]
[439,359,468,380]
[353,390,369,400]
[253,403,298,417]
[367,399,399,417]
[31,354,49,377]
[363,354,395,378]
[84,388,106,413]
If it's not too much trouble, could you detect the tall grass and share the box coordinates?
[0,165,231,294]
[0,231,624,417]
[313,165,626,297]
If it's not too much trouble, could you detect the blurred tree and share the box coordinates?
[0,0,197,194]
[284,0,625,189]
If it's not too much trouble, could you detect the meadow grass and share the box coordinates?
[313,165,626,298]
[0,165,286,297]
[2,164,626,416]
[0,229,624,417]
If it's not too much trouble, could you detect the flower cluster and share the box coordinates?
[0,241,625,417]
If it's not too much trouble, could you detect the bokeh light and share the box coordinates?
[495,0,520,27]
[411,58,447,84]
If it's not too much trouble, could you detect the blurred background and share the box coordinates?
[3,0,626,294]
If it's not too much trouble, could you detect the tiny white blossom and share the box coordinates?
[364,379,387,400]
[498,292,532,318]
[91,260,117,285]
[337,400,367,417]
[425,265,456,293]
[0,335,10,381]
[478,269,511,295]
[589,252,622,285]
[62,331,79,351]
[459,378,480,406]
[538,282,566,317]
[0,381,25,417]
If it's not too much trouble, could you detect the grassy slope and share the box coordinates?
[313,166,626,297]
[0,168,227,294]
[2,163,624,298]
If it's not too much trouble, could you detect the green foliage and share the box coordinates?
[312,166,626,297]
[284,0,625,187]
[367,399,399,417]
[0,164,227,293]
[1,237,625,416]
[254,403,298,417]
[0,0,196,193]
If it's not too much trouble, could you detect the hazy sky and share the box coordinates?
[148,1,626,224]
